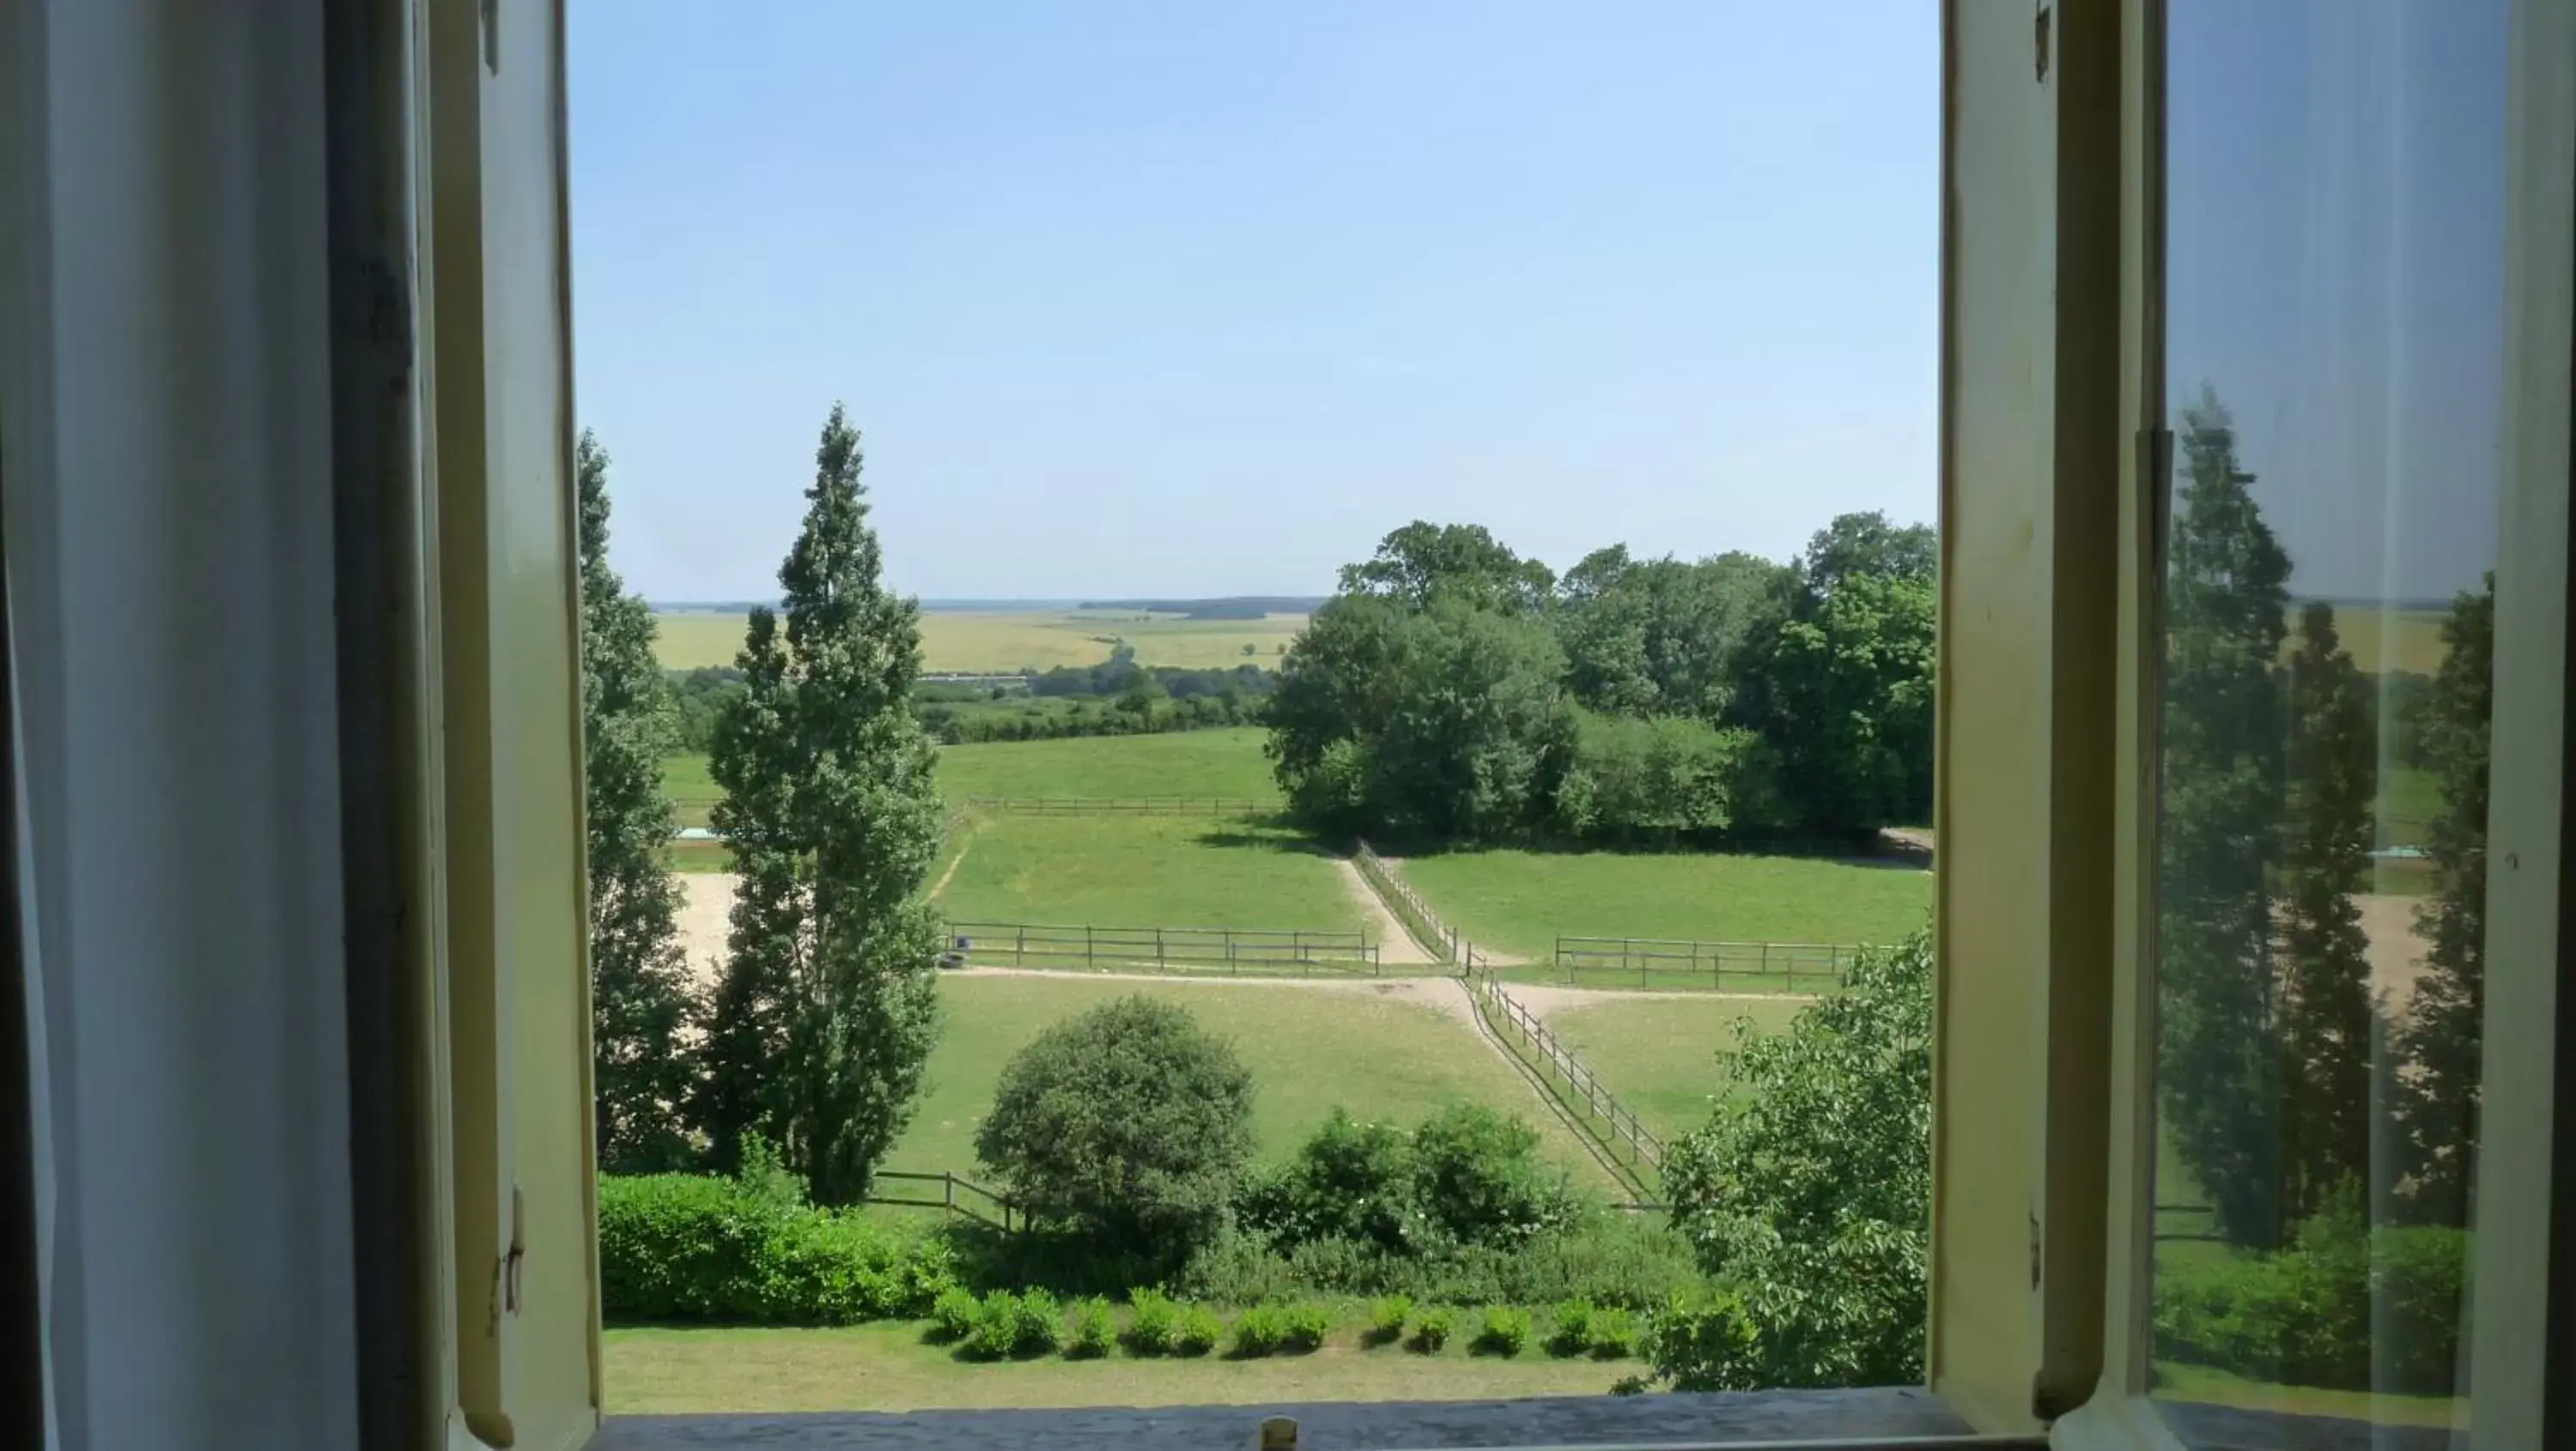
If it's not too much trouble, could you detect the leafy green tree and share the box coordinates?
[1728,571,1935,838]
[1557,548,1789,719]
[2156,387,2293,1247]
[1338,520,1556,615]
[1796,511,1937,596]
[2397,577,2492,1225]
[1652,932,1931,1389]
[1269,589,1571,838]
[975,995,1255,1262]
[576,432,696,1174]
[696,405,945,1205]
[2274,603,2381,1225]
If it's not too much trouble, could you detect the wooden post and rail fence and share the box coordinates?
[1458,953,1666,1200]
[957,796,1273,817]
[1549,936,1862,992]
[943,920,1382,976]
[866,1170,1021,1234]
[1352,839,1461,962]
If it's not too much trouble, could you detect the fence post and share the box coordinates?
[1156,926,1165,972]
[1086,923,1095,970]
[1761,940,1771,986]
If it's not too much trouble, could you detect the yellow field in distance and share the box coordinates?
[653,608,1309,673]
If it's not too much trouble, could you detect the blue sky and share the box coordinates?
[568,2,1940,603]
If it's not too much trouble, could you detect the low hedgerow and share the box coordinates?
[2151,1200,2466,1395]
[1280,1302,1333,1353]
[1125,1289,1181,1356]
[1409,1307,1455,1354]
[1174,1304,1224,1357]
[962,1288,1060,1361]
[1364,1295,1413,1347]
[597,1170,956,1324]
[1589,1306,1639,1359]
[1064,1296,1116,1359]
[1473,1306,1531,1357]
[927,1287,980,1344]
[1546,1299,1595,1357]
[1230,1303,1288,1358]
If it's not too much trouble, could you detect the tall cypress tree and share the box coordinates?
[2397,578,2492,1225]
[696,405,945,1204]
[577,431,696,1173]
[2157,388,2293,1247]
[2274,602,2381,1225]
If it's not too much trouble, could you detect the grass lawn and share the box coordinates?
[663,752,720,829]
[937,728,1280,803]
[1395,848,1931,962]
[653,610,1308,674]
[605,1321,1637,1413]
[933,815,1359,933]
[888,974,1619,1192]
[1543,996,1812,1140]
[2152,1362,2463,1430]
[2375,764,2439,850]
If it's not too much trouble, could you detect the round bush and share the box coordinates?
[1124,1288,1180,1355]
[1230,1304,1288,1357]
[1173,1304,1224,1357]
[1472,1306,1531,1357]
[975,995,1255,1262]
[1063,1296,1116,1359]
[1409,1307,1455,1354]
[1364,1296,1413,1347]
[1280,1302,1333,1353]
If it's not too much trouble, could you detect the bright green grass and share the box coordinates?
[936,728,1279,803]
[933,815,1359,932]
[2375,764,2439,849]
[887,974,1616,1192]
[605,1320,1634,1413]
[2152,1362,2464,1430]
[662,752,720,829]
[651,610,1308,674]
[1544,996,1812,1140]
[1396,849,1932,961]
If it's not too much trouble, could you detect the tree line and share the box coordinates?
[665,653,1276,752]
[1268,513,1934,846]
[582,410,948,1198]
[2156,386,2489,1253]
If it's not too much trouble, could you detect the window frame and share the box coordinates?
[2052,1,2576,1446]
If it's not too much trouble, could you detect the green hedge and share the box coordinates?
[2152,1218,2467,1395]
[597,1174,957,1324]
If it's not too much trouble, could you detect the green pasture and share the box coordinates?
[884,974,1618,1193]
[1394,848,1932,962]
[936,727,1279,803]
[1543,995,1811,1141]
[931,814,1358,934]
[651,609,1308,674]
[605,1320,1635,1414]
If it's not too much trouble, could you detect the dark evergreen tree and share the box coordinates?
[577,431,696,1173]
[2274,602,2381,1225]
[694,405,945,1204]
[2396,577,2492,1225]
[2156,388,2293,1247]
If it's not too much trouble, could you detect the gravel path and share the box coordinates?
[1334,859,1441,966]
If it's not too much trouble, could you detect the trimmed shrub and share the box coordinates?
[1280,1302,1333,1353]
[1174,1304,1224,1357]
[1409,1307,1455,1354]
[1546,1299,1595,1357]
[1364,1296,1413,1347]
[976,996,1255,1266]
[1125,1289,1180,1356]
[1230,1304,1288,1358]
[1012,1289,1062,1357]
[2151,1205,2468,1395]
[1589,1307,1639,1359]
[1064,1296,1115,1359]
[596,1172,955,1325]
[1472,1306,1531,1357]
[963,1291,1024,1361]
[1411,1105,1577,1248]
[927,1287,980,1344]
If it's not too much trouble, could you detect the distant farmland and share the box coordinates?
[653,607,1308,673]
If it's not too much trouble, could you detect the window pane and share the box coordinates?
[2152,1,2500,1436]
